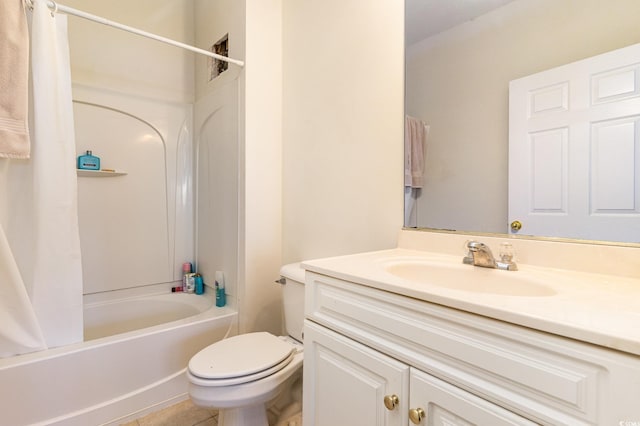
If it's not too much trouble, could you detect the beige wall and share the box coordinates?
[194,0,244,99]
[197,0,405,333]
[282,0,405,263]
[239,0,283,334]
[406,0,640,234]
[65,0,195,103]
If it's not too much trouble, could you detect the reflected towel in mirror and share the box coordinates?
[404,116,428,227]
[404,115,427,188]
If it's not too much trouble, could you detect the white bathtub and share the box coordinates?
[0,287,237,426]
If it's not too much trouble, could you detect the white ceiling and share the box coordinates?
[405,0,516,45]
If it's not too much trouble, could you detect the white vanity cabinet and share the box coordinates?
[304,321,409,425]
[305,321,535,425]
[303,271,640,426]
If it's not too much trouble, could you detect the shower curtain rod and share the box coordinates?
[40,0,245,67]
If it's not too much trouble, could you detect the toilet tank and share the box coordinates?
[280,263,306,342]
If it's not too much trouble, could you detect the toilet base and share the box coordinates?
[219,404,268,426]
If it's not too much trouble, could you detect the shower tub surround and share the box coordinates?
[0,288,237,426]
[0,3,243,422]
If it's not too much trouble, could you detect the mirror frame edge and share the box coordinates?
[402,227,640,248]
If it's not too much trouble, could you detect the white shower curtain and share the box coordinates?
[0,224,46,357]
[0,0,83,356]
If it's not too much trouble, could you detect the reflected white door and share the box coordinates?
[509,42,640,243]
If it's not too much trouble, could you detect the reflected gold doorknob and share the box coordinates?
[510,220,522,231]
[383,394,399,410]
[409,407,425,424]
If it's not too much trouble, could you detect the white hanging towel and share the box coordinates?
[0,0,31,159]
[404,115,427,188]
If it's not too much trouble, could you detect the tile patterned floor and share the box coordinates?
[121,399,218,426]
[121,398,302,426]
[120,399,302,426]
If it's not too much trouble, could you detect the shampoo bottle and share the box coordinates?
[215,271,226,307]
[77,150,100,170]
[194,274,204,295]
[182,262,192,292]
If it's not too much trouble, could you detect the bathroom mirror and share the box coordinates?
[404,0,640,244]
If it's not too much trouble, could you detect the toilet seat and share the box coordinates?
[188,332,296,387]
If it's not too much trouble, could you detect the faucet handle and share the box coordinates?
[497,242,518,271]
[462,240,474,264]
[499,242,514,261]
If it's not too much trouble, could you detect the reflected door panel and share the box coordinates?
[509,42,640,243]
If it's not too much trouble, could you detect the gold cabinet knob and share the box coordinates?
[510,220,522,231]
[409,407,425,424]
[383,394,399,410]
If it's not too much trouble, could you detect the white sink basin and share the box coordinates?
[384,259,557,297]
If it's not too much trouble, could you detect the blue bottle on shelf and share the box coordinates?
[77,150,100,170]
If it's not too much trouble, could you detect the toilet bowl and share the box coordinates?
[187,263,305,426]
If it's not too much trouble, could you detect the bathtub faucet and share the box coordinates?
[463,241,518,271]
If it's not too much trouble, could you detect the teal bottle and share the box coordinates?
[77,150,100,170]
[194,274,204,295]
[215,271,226,307]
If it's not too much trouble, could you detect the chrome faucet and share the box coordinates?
[463,241,518,271]
[463,241,496,268]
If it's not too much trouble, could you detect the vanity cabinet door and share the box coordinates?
[303,321,409,426]
[409,368,538,426]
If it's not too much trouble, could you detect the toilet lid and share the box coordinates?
[188,332,295,381]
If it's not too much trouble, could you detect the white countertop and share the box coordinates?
[302,247,640,357]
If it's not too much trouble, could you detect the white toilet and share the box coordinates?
[187,263,305,426]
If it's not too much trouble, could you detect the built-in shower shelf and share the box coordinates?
[77,169,128,177]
